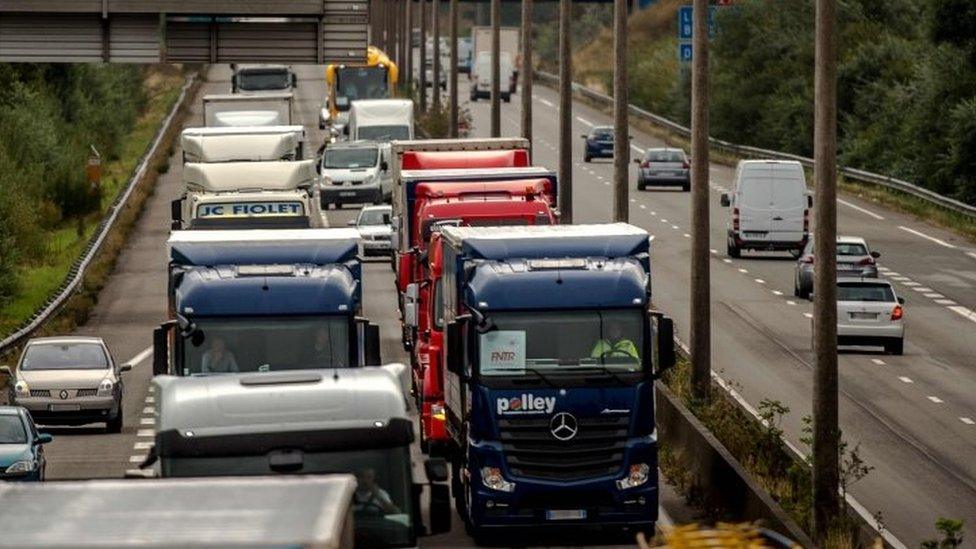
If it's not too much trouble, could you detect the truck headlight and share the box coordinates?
[97,378,114,396]
[13,380,29,398]
[481,467,515,493]
[5,459,37,474]
[616,463,650,490]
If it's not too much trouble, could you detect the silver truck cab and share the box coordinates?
[0,476,356,548]
[181,125,306,163]
[231,63,297,94]
[173,160,328,230]
[149,367,450,548]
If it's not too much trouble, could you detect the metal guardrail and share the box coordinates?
[0,72,197,356]
[535,70,976,219]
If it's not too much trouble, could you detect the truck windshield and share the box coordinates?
[478,310,644,376]
[357,125,411,141]
[336,66,389,108]
[238,70,290,91]
[324,147,378,169]
[181,316,350,375]
[166,446,414,548]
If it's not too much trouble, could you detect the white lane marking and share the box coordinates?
[538,98,555,108]
[639,204,646,209]
[803,312,813,319]
[755,278,766,284]
[144,396,154,404]
[124,345,153,368]
[672,225,680,230]
[575,116,594,127]
[142,407,154,414]
[948,305,976,323]
[838,199,885,220]
[899,376,914,384]
[877,266,890,272]
[683,233,691,238]
[650,211,657,215]
[890,276,910,281]
[631,144,643,155]
[923,293,943,298]
[787,300,797,305]
[961,417,975,425]
[722,258,733,264]
[147,386,154,393]
[913,287,933,292]
[137,429,154,437]
[140,418,155,425]
[630,198,637,203]
[927,396,944,404]
[884,271,900,277]
[129,455,146,463]
[661,218,668,223]
[603,181,610,186]
[710,249,718,254]
[902,281,920,287]
[935,299,957,305]
[133,441,153,450]
[966,251,976,261]
[772,290,783,296]
[899,226,956,249]
[871,359,886,365]
[738,268,748,273]
[125,469,151,477]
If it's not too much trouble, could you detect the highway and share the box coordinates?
[15,60,975,545]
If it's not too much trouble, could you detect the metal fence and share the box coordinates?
[535,70,976,219]
[0,73,197,356]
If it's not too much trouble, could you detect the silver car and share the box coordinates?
[1,337,130,433]
[836,278,905,355]
[794,236,880,299]
[351,204,393,256]
[636,148,690,191]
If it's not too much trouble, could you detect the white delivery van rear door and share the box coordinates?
[736,162,806,243]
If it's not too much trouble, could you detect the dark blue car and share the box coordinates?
[0,406,51,482]
[582,126,615,162]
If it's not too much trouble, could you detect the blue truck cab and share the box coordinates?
[153,229,381,376]
[436,223,675,537]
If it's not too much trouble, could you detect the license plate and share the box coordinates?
[658,171,675,177]
[49,404,80,412]
[838,263,854,270]
[339,191,356,197]
[850,312,877,320]
[546,509,586,521]
[744,231,766,238]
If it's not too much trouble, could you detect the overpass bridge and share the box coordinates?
[0,0,368,63]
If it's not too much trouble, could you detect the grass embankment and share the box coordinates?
[0,66,187,339]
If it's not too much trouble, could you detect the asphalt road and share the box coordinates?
[33,60,976,545]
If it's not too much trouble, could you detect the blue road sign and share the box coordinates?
[678,5,718,40]
[679,42,693,63]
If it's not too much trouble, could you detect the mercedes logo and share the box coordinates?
[549,412,579,441]
[59,389,69,400]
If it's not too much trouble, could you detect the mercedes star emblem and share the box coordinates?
[549,412,579,441]
[59,389,69,400]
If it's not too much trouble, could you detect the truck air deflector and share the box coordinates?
[442,223,649,262]
[168,229,359,266]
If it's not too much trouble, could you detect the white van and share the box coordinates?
[347,99,414,142]
[721,160,811,258]
[470,52,513,102]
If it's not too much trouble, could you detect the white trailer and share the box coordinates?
[180,125,306,163]
[347,99,414,142]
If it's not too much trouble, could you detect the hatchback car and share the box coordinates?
[350,204,393,257]
[0,406,51,482]
[582,126,615,162]
[835,279,905,355]
[2,337,130,433]
[637,148,690,191]
[794,236,880,299]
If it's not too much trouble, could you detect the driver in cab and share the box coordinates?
[590,320,640,361]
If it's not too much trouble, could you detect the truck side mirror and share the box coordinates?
[381,160,389,172]
[650,313,676,379]
[170,199,182,227]
[404,283,420,328]
[720,193,731,207]
[291,73,298,88]
[807,194,813,208]
[390,216,401,249]
[870,250,881,259]
[445,315,469,375]
[152,323,173,376]
[357,319,382,366]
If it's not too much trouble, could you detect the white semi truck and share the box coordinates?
[180,125,306,163]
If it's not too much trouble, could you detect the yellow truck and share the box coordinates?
[323,46,398,131]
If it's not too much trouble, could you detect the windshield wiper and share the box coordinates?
[563,365,639,386]
[498,366,557,388]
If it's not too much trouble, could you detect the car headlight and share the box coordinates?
[13,380,29,398]
[481,466,515,493]
[97,378,114,396]
[5,459,37,474]
[616,463,650,490]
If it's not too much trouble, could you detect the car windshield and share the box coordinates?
[238,70,290,91]
[324,147,378,169]
[21,342,108,371]
[837,243,868,256]
[479,309,644,375]
[336,66,389,108]
[838,283,895,302]
[167,446,414,548]
[181,316,350,375]
[0,416,27,444]
[646,150,685,163]
[359,208,391,226]
[357,125,411,141]
[591,129,613,140]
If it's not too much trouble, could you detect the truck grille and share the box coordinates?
[498,415,629,480]
[75,389,98,397]
[29,389,51,398]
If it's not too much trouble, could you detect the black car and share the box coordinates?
[582,126,615,162]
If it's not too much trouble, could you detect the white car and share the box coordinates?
[836,278,905,355]
[350,205,393,256]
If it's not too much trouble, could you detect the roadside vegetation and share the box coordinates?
[0,64,187,338]
[572,0,976,212]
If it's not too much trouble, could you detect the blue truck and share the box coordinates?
[436,223,675,538]
[153,228,381,376]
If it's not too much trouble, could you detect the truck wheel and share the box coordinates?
[886,338,904,356]
[502,94,511,103]
[637,181,645,191]
[798,283,811,301]
[682,181,691,192]
[727,238,741,259]
[584,155,591,163]
[106,402,123,434]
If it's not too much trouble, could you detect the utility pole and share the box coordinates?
[812,0,840,539]
[419,0,428,112]
[432,0,442,111]
[558,0,572,223]
[490,0,501,137]
[404,0,412,92]
[689,0,711,400]
[520,0,533,144]
[449,0,459,137]
[612,0,628,222]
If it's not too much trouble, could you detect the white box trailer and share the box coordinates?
[0,475,356,548]
[347,99,414,142]
[471,26,521,93]
[202,92,295,127]
[180,125,306,163]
